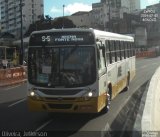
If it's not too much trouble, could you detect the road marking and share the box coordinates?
[140,65,147,69]
[152,63,157,65]
[35,119,53,132]
[4,84,22,91]
[8,98,26,108]
[101,122,111,137]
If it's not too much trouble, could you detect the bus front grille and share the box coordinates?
[44,97,76,101]
[38,89,82,96]
[47,104,72,109]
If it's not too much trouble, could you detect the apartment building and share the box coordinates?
[100,0,140,12]
[129,0,140,12]
[92,0,140,30]
[0,0,44,38]
[145,3,160,46]
[91,2,105,29]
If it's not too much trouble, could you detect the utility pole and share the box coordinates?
[20,0,23,65]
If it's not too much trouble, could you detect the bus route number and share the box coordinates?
[42,36,51,42]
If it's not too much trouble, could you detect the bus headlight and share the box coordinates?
[88,92,93,97]
[82,88,96,101]
[30,91,35,97]
[28,89,41,100]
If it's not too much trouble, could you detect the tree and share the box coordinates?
[45,15,52,24]
[24,16,76,37]
[24,15,54,37]
[52,17,76,29]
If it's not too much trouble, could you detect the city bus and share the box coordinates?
[27,28,135,113]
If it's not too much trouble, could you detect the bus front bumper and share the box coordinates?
[27,95,107,113]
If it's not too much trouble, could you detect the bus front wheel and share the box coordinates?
[102,87,112,113]
[124,74,130,91]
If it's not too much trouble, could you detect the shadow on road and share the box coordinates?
[108,80,149,137]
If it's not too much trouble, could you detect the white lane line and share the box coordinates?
[140,65,147,69]
[35,119,53,132]
[152,63,158,65]
[4,84,22,91]
[8,98,26,108]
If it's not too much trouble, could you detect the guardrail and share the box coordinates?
[0,66,27,87]
[136,51,156,58]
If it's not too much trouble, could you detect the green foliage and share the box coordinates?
[24,15,76,37]
[52,17,76,29]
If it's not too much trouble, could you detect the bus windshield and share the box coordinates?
[28,46,96,88]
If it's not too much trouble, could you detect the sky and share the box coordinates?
[44,0,160,18]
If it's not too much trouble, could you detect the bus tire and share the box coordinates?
[102,86,112,113]
[107,86,112,110]
[124,73,130,91]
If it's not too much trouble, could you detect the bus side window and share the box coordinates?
[114,41,117,62]
[102,44,106,67]
[110,41,115,63]
[108,41,112,64]
[97,43,106,71]
[116,41,120,61]
[125,42,128,58]
[126,42,129,58]
[131,42,133,56]
[132,42,135,56]
[128,42,131,57]
[105,40,110,65]
[123,41,126,59]
[119,41,122,60]
[97,46,101,70]
[121,41,124,60]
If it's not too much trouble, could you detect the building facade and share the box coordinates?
[91,0,140,30]
[91,2,105,30]
[0,0,44,38]
[129,0,140,12]
[145,3,160,47]
[135,25,147,47]
[100,0,140,12]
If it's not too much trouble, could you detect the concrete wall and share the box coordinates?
[0,0,44,38]
[142,66,160,131]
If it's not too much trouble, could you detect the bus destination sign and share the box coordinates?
[29,32,95,46]
[54,35,84,42]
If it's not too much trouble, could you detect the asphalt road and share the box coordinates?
[0,57,160,137]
